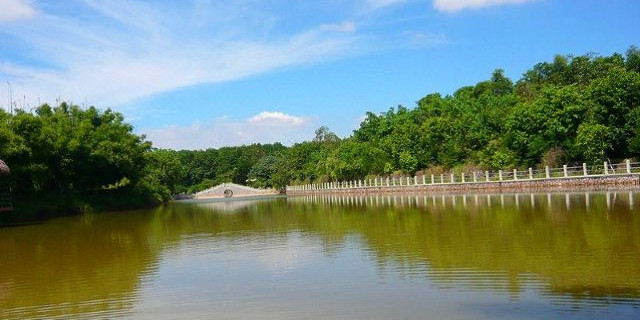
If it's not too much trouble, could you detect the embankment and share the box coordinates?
[287,174,640,195]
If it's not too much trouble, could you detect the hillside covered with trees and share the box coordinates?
[1,47,640,221]
[232,47,640,188]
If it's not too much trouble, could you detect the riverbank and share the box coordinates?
[288,174,640,195]
[287,162,640,195]
[0,189,161,227]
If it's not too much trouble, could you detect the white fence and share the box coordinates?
[287,160,640,192]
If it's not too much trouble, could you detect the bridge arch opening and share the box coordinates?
[223,189,233,198]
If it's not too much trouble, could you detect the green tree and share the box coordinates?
[398,151,418,174]
[576,123,613,163]
[313,126,341,143]
[247,155,280,188]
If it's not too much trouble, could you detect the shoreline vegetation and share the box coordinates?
[1,47,640,224]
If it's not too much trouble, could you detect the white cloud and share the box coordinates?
[0,0,450,121]
[0,1,362,108]
[433,0,537,12]
[248,111,309,127]
[0,0,35,23]
[143,111,316,150]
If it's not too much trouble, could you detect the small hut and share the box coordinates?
[0,160,9,176]
[0,159,12,212]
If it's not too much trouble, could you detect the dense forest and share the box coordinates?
[1,47,639,220]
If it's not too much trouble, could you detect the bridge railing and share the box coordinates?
[286,160,640,192]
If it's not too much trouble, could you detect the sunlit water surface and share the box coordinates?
[1,191,640,319]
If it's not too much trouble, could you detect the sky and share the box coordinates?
[0,0,638,150]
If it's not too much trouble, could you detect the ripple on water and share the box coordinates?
[2,191,640,319]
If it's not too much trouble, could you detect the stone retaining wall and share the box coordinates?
[287,174,640,195]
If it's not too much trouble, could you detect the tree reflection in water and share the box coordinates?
[1,191,639,319]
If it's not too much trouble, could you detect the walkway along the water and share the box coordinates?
[286,161,640,195]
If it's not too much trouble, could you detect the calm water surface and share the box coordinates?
[1,191,640,319]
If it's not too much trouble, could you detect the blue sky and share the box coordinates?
[0,0,638,150]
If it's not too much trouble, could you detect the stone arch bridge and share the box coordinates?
[193,183,280,199]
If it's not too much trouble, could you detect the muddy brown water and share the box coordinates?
[1,191,639,319]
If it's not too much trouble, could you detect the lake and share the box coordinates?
[1,191,639,319]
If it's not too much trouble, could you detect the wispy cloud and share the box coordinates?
[249,111,310,126]
[143,111,316,150]
[366,0,407,10]
[0,0,36,22]
[402,30,449,46]
[433,0,538,12]
[0,0,427,110]
[320,21,357,33]
[0,1,370,109]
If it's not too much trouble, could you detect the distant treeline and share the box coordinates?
[1,47,640,219]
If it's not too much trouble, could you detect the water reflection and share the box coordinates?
[178,196,285,213]
[288,190,637,212]
[1,191,639,319]
[289,191,640,303]
[0,209,159,319]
